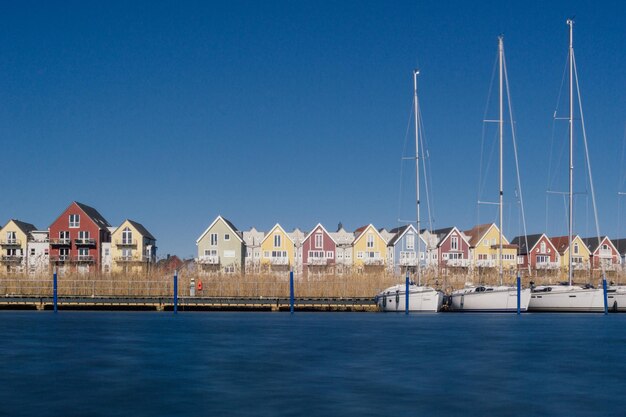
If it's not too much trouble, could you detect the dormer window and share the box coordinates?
[69,214,80,228]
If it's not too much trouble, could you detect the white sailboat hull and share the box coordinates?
[528,285,606,312]
[607,286,626,312]
[377,284,443,312]
[449,286,530,312]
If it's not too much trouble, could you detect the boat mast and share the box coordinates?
[498,36,504,286]
[413,69,421,286]
[568,19,574,286]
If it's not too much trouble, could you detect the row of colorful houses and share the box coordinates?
[195,216,625,275]
[0,202,157,274]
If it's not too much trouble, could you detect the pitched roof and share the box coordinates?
[6,219,37,235]
[463,223,495,247]
[75,202,111,229]
[260,224,294,245]
[387,224,417,246]
[196,215,243,244]
[302,223,337,245]
[124,220,156,240]
[353,224,386,246]
[510,234,544,255]
[549,236,584,254]
[581,236,615,254]
[611,238,626,255]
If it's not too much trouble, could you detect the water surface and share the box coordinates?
[0,312,624,416]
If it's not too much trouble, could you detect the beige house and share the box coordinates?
[196,216,245,273]
[0,220,37,273]
[110,220,157,273]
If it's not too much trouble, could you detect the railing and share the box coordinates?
[50,238,71,246]
[116,240,137,247]
[75,238,96,246]
[446,259,470,267]
[572,262,589,270]
[399,258,417,266]
[0,239,21,246]
[73,255,95,263]
[307,257,328,266]
[50,255,70,262]
[536,261,560,270]
[364,257,384,266]
[1,255,23,262]
[115,256,150,263]
[197,255,220,264]
[475,259,496,268]
[269,257,289,265]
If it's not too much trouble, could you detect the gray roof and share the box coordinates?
[611,238,626,255]
[75,201,111,229]
[388,225,411,246]
[581,236,610,253]
[125,219,156,240]
[9,219,37,235]
[511,234,544,255]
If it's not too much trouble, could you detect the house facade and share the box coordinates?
[302,224,336,273]
[49,201,111,273]
[581,236,620,271]
[196,216,245,274]
[352,224,387,270]
[0,220,37,273]
[550,235,590,271]
[465,223,518,270]
[243,227,264,273]
[111,220,157,273]
[260,224,294,271]
[26,230,50,275]
[330,226,354,273]
[432,227,471,269]
[511,233,559,271]
[387,225,419,275]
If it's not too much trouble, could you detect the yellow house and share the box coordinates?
[260,224,294,270]
[352,224,388,269]
[111,219,157,273]
[0,219,37,273]
[550,235,590,270]
[465,223,518,269]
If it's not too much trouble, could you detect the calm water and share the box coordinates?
[0,312,624,417]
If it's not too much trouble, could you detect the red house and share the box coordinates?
[49,201,111,272]
[433,227,470,268]
[302,223,337,270]
[581,236,620,270]
[511,233,559,270]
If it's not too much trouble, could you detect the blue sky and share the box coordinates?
[1,1,624,257]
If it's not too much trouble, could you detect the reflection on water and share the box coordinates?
[0,312,624,416]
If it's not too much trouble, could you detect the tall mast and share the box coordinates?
[498,36,504,286]
[567,19,574,286]
[413,69,421,286]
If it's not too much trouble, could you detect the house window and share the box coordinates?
[451,236,458,251]
[273,234,281,248]
[210,233,218,246]
[30,248,36,256]
[326,251,334,259]
[540,242,546,253]
[104,248,110,256]
[315,233,323,249]
[79,231,90,240]
[357,251,363,259]
[69,214,80,228]
[224,234,230,241]
[78,248,89,257]
[406,233,415,250]
[367,233,374,248]
[122,227,133,244]
[60,231,70,242]
[574,243,579,255]
[6,231,16,244]
[122,248,132,258]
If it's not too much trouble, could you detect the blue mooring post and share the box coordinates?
[516,275,521,315]
[289,270,294,314]
[602,276,608,315]
[53,267,58,313]
[173,270,178,314]
[405,272,410,315]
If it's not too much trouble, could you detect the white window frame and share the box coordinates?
[273,234,281,248]
[210,233,218,246]
[69,214,80,228]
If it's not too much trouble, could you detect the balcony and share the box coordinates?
[115,256,149,263]
[116,240,137,247]
[73,255,95,263]
[1,255,23,263]
[50,255,70,263]
[308,257,328,266]
[0,239,21,246]
[446,259,470,267]
[50,238,71,246]
[475,259,496,268]
[399,257,417,266]
[75,238,96,246]
[536,261,560,270]
[364,257,384,266]
[270,257,289,265]
[197,255,220,265]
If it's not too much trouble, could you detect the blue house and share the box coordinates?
[388,224,425,275]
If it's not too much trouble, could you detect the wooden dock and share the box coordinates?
[0,296,378,312]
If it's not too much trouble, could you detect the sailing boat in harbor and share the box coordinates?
[528,19,606,312]
[376,70,444,312]
[448,35,531,312]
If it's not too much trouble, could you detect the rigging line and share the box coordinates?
[397,96,415,229]
[573,52,605,277]
[503,48,530,273]
[417,94,435,232]
[477,51,500,226]
[547,53,570,189]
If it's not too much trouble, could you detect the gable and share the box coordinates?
[260,224,294,246]
[353,224,385,246]
[196,216,243,244]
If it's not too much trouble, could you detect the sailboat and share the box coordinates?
[449,36,531,312]
[528,19,606,312]
[376,69,444,312]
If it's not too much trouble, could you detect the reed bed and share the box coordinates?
[0,266,622,298]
